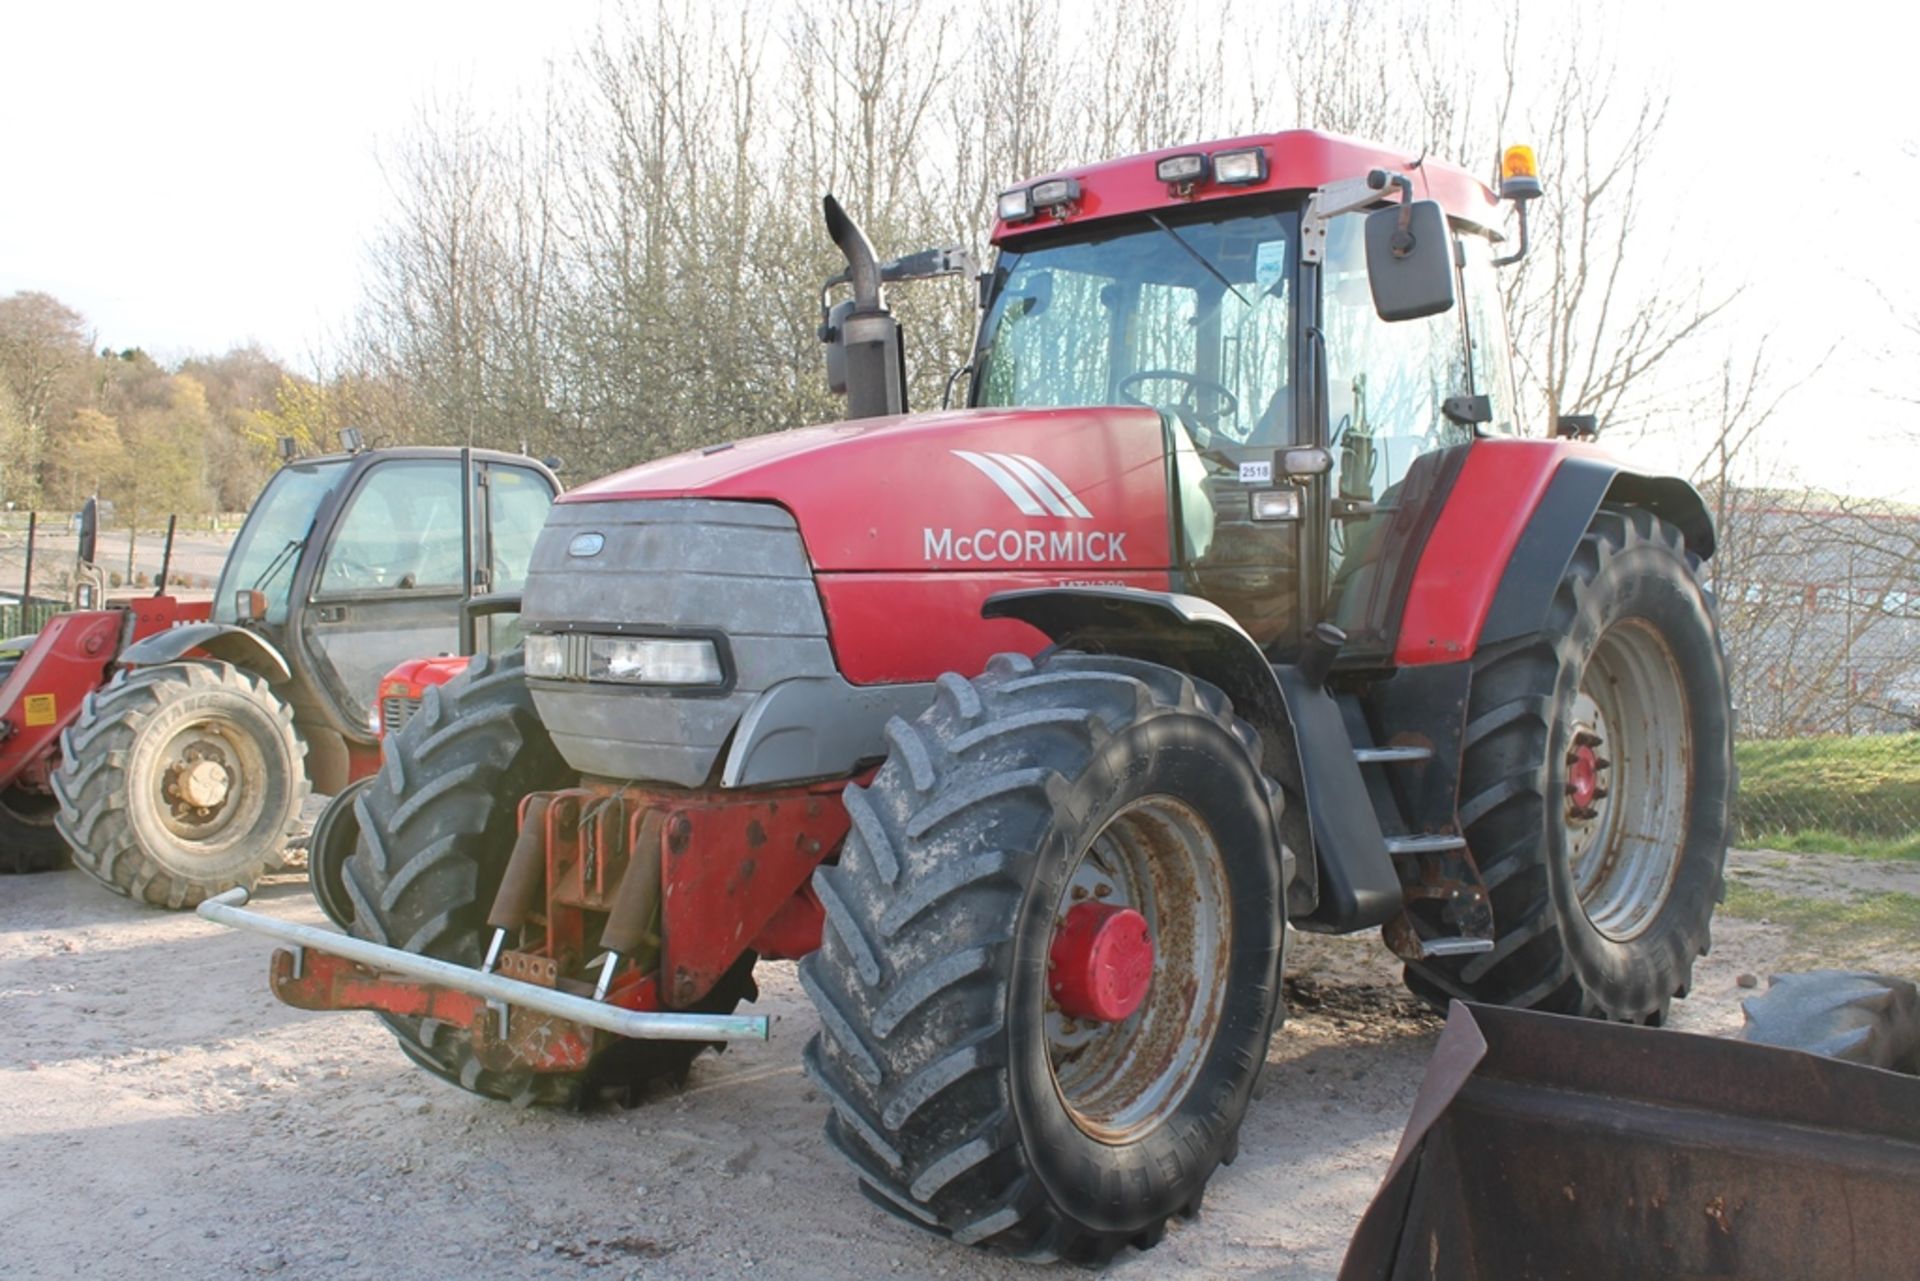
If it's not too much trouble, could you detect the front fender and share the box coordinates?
[118,622,291,684]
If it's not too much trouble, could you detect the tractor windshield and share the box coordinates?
[973,201,1300,446]
[213,461,350,625]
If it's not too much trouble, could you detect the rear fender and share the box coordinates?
[117,622,292,684]
[1479,461,1714,647]
[984,587,1402,930]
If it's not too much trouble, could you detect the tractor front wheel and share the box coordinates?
[54,662,308,909]
[802,652,1285,1263]
[343,649,758,1107]
[1404,506,1733,1023]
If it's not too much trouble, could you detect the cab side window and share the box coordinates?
[1321,212,1471,514]
[487,465,555,592]
[320,460,465,594]
[1459,234,1521,434]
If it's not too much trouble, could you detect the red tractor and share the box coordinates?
[209,131,1732,1262]
[0,444,558,906]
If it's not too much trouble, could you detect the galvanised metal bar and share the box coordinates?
[198,887,769,1043]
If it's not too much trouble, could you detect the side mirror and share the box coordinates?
[76,497,98,567]
[1364,200,1456,322]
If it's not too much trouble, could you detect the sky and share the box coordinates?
[2,0,1917,499]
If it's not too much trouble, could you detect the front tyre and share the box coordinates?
[802,652,1285,1263]
[54,662,308,909]
[343,649,758,1107]
[1405,506,1733,1023]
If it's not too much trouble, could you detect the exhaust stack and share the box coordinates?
[819,194,906,419]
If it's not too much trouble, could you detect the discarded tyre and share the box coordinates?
[802,651,1285,1263]
[1743,970,1920,1072]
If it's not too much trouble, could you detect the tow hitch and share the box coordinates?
[199,888,769,1073]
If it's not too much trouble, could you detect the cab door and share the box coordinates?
[304,456,470,723]
[1315,211,1474,651]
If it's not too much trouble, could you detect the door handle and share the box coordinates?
[316,605,348,623]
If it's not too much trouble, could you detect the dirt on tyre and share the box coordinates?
[1405,506,1733,1023]
[801,651,1286,1263]
[342,648,758,1108]
[53,662,309,908]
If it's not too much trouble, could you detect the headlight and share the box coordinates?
[525,632,723,686]
[525,633,567,679]
[588,636,722,686]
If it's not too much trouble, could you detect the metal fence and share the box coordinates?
[0,511,232,635]
[1710,495,1920,849]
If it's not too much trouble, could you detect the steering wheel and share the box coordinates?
[1117,370,1240,435]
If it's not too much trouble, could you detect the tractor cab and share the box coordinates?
[828,132,1535,656]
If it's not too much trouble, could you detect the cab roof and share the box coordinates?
[991,128,1500,244]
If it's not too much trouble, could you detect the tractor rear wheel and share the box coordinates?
[802,652,1285,1263]
[0,785,68,874]
[54,662,309,909]
[342,649,758,1107]
[1404,506,1733,1023]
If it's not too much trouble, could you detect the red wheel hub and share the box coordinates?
[1048,903,1154,1024]
[1567,744,1601,812]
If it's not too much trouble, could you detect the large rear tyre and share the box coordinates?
[53,662,309,909]
[802,652,1285,1263]
[342,649,757,1108]
[1404,507,1733,1023]
[0,785,68,874]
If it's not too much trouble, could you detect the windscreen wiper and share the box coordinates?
[251,538,304,594]
[1147,213,1249,307]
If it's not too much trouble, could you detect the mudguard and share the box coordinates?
[984,586,1402,930]
[1395,442,1715,664]
[117,622,292,684]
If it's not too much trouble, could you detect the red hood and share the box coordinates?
[563,406,1173,572]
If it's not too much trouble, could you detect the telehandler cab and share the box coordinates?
[208,131,1732,1263]
[0,444,558,906]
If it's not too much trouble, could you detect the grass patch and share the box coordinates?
[1736,733,1920,844]
[1739,828,1920,860]
[1722,881,1920,969]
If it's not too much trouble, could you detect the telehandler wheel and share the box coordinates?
[802,652,1285,1264]
[306,778,370,930]
[342,649,759,1108]
[0,785,68,874]
[53,662,309,909]
[1404,506,1733,1024]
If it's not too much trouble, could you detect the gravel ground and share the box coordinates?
[1,846,1908,1279]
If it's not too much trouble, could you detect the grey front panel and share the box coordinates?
[522,500,837,786]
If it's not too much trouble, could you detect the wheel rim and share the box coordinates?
[1564,619,1692,942]
[151,716,269,851]
[1043,795,1231,1143]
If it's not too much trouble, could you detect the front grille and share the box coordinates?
[381,695,422,735]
